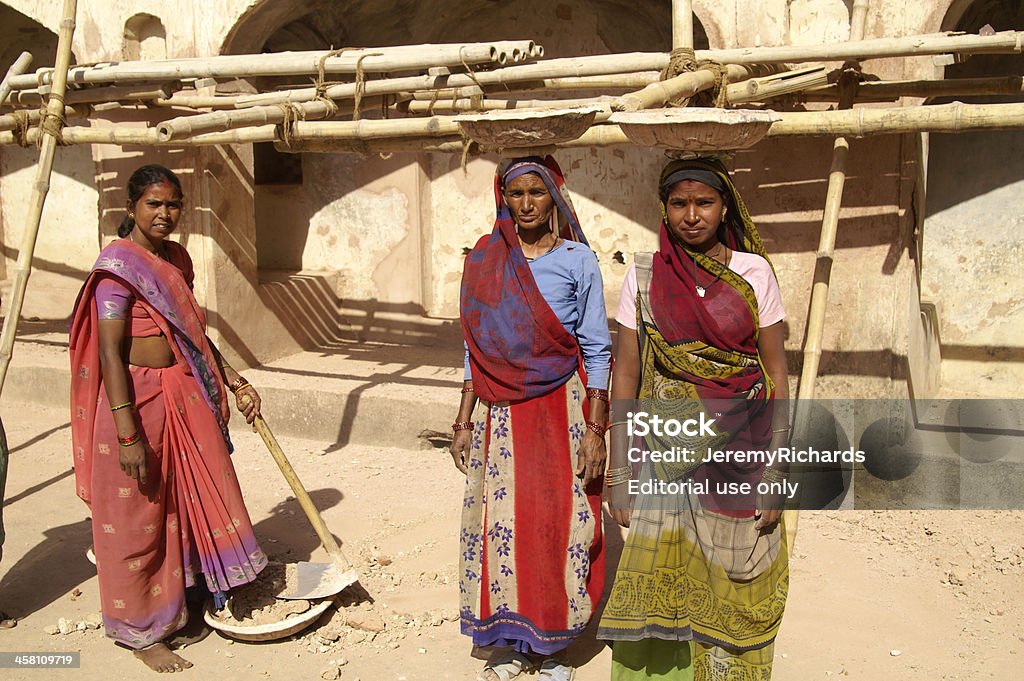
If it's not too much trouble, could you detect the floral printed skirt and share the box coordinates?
[459,373,605,655]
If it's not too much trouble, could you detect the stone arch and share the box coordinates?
[123,13,167,61]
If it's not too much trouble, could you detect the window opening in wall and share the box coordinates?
[123,14,166,61]
[254,143,307,272]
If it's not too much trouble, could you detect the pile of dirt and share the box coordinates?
[209,562,311,626]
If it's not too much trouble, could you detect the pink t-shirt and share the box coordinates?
[616,251,786,330]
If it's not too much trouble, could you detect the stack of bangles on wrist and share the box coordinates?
[762,466,788,484]
[228,376,250,394]
[452,421,474,432]
[605,466,631,487]
[585,388,609,402]
[110,401,133,412]
[461,382,474,394]
[585,421,606,436]
[118,431,141,447]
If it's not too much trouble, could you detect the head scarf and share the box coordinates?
[460,156,588,402]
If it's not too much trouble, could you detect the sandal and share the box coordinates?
[477,650,535,681]
[537,658,576,681]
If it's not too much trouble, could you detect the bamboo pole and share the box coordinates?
[700,29,1023,65]
[727,66,830,104]
[0,105,81,132]
[4,83,173,108]
[155,98,339,141]
[787,1,869,555]
[398,96,617,114]
[8,101,1024,149]
[0,0,78,395]
[0,52,33,107]
[4,42,541,91]
[673,0,694,50]
[804,75,1024,101]
[613,64,769,111]
[274,136,468,155]
[765,100,1024,136]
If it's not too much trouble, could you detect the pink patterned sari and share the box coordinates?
[69,239,266,648]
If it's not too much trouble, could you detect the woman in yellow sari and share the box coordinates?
[598,158,791,680]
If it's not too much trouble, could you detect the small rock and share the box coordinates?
[890,649,902,657]
[44,625,60,635]
[57,618,74,635]
[76,621,88,632]
[320,666,341,681]
[417,647,427,654]
[347,610,386,633]
[225,652,234,659]
[69,589,83,601]
[989,609,1004,616]
[376,555,393,567]
[947,571,963,586]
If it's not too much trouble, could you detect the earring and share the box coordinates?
[128,212,135,220]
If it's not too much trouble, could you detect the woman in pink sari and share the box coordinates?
[70,164,267,672]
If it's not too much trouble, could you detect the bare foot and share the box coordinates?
[0,610,16,629]
[133,642,193,673]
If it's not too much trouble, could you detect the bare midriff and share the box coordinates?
[124,334,176,369]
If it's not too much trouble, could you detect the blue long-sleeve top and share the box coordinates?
[464,240,612,390]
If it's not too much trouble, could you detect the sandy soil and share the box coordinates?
[0,403,1020,680]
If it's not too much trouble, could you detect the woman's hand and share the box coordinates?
[234,384,261,427]
[575,430,607,487]
[449,429,473,475]
[607,480,633,528]
[119,440,149,484]
[754,489,785,532]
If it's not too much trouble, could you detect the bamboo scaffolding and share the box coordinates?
[5,42,541,91]
[0,0,77,395]
[0,52,33,107]
[225,28,1024,110]
[0,105,81,133]
[613,64,770,111]
[235,54,675,107]
[4,83,173,108]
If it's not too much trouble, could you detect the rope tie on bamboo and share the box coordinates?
[459,48,486,95]
[315,47,352,99]
[11,110,33,148]
[660,47,730,108]
[39,92,68,146]
[276,102,306,149]
[352,53,382,121]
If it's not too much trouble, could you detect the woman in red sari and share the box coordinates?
[70,164,267,672]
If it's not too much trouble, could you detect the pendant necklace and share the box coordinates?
[693,244,728,298]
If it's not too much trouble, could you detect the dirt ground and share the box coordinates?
[0,403,1021,680]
